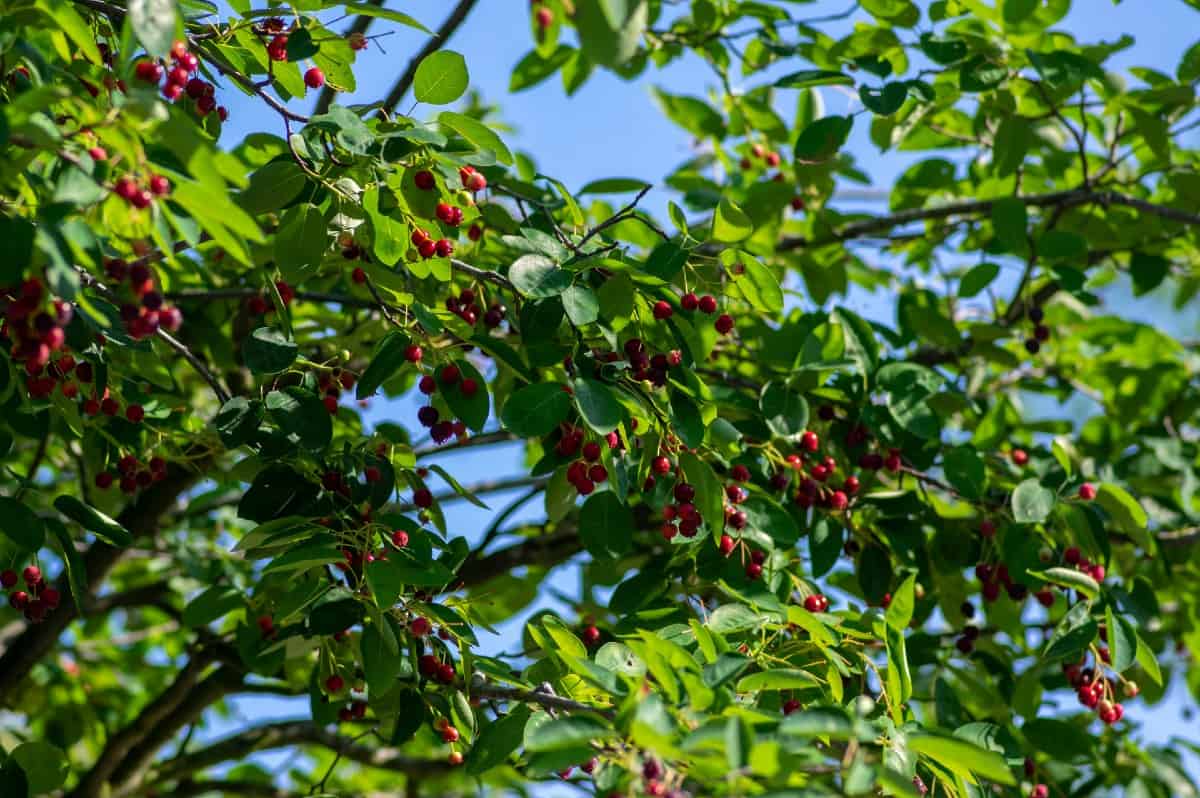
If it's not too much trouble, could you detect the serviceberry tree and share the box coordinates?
[1,1,1199,797]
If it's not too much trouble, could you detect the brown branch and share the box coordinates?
[152,720,454,786]
[473,682,611,717]
[778,189,1200,252]
[398,475,548,512]
[377,0,481,116]
[0,462,205,707]
[414,429,516,458]
[456,527,582,589]
[450,258,515,291]
[167,780,300,798]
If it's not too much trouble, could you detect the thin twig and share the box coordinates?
[377,0,481,116]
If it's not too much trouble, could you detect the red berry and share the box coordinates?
[719,534,736,556]
[414,170,436,190]
[652,456,672,475]
[583,442,602,462]
[980,519,996,538]
[413,488,433,508]
[581,625,601,646]
[419,375,437,395]
[698,295,718,314]
[23,566,41,586]
[1064,546,1081,565]
[434,239,454,258]
[404,344,423,363]
[681,292,699,311]
[535,6,554,27]
[149,175,170,196]
[783,699,801,715]
[441,725,460,742]
[304,67,325,89]
[125,404,145,423]
[352,267,367,284]
[410,616,431,636]
[800,430,819,453]
[460,377,478,397]
[653,300,673,320]
[745,562,763,580]
[326,674,345,692]
[391,530,409,548]
[323,395,338,415]
[0,571,15,588]
[1010,448,1028,466]
[1078,483,1096,500]
[715,314,735,335]
[440,364,461,385]
[134,60,163,83]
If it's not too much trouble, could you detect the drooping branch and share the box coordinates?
[377,0,481,117]
[0,462,205,706]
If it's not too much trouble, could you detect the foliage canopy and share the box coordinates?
[1,0,1200,797]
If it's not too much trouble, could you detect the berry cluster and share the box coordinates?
[417,363,475,444]
[780,430,861,512]
[94,454,169,494]
[112,172,172,210]
[1023,305,1050,355]
[1063,651,1131,725]
[3,277,72,380]
[247,280,295,316]
[317,367,358,415]
[3,566,60,624]
[560,427,615,496]
[104,258,184,338]
[133,40,226,119]
[802,593,830,612]
[678,291,734,335]
[446,288,506,329]
[739,141,782,170]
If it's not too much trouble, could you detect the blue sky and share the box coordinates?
[212,0,1199,789]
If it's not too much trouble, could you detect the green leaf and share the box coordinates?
[1136,636,1163,685]
[274,203,328,280]
[736,668,820,692]
[468,705,531,774]
[128,0,178,59]
[886,574,917,631]
[183,585,245,628]
[578,491,633,559]
[908,734,1015,786]
[501,383,572,437]
[669,390,705,449]
[340,3,430,32]
[1095,484,1149,544]
[1021,717,1094,761]
[859,83,908,115]
[759,380,809,439]
[775,69,854,89]
[214,397,263,449]
[944,446,986,499]
[285,27,319,61]
[46,521,86,615]
[652,88,725,138]
[919,33,968,65]
[959,262,1000,297]
[525,715,616,751]
[1011,479,1055,524]
[579,178,652,195]
[240,160,308,215]
[993,116,1031,177]
[262,540,343,576]
[780,705,857,739]
[1043,601,1097,661]
[561,284,599,326]
[357,331,412,400]
[510,254,572,298]
[678,451,723,534]
[441,360,490,432]
[794,115,852,164]
[10,741,68,794]
[244,327,297,374]
[1030,567,1099,600]
[573,378,622,435]
[991,197,1028,252]
[0,495,45,551]
[414,50,470,105]
[574,0,648,68]
[53,495,131,547]
[712,197,752,243]
[362,617,405,695]
[511,45,575,92]
[884,622,911,721]
[1106,608,1137,673]
[728,256,783,312]
[266,387,333,451]
[438,111,514,165]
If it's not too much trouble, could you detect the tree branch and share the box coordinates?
[455,527,582,589]
[778,189,1200,252]
[0,462,205,706]
[163,779,301,798]
[313,0,383,116]
[152,720,454,786]
[377,0,481,117]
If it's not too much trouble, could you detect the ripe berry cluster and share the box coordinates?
[677,291,734,335]
[3,566,60,624]
[1023,305,1051,355]
[112,172,172,210]
[104,257,184,338]
[94,453,169,494]
[317,367,358,415]
[446,288,506,329]
[246,280,295,316]
[3,277,73,382]
[416,361,476,445]
[133,40,226,119]
[560,427,615,496]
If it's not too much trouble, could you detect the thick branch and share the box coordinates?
[153,720,454,785]
[165,780,300,798]
[378,0,480,116]
[68,654,224,798]
[456,528,582,589]
[0,463,203,707]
